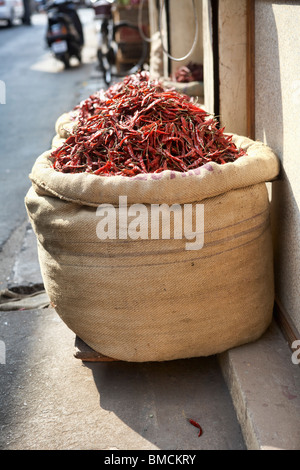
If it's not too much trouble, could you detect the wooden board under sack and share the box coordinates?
[74,336,118,362]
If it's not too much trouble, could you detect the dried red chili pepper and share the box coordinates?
[189,418,203,437]
[51,71,246,176]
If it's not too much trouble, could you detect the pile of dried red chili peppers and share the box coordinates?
[172,62,203,83]
[52,71,245,177]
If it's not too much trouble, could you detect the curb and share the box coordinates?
[219,321,300,450]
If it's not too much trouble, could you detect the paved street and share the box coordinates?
[0,8,97,249]
[0,307,247,450]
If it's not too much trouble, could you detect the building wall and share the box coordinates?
[148,0,203,80]
[168,0,203,76]
[255,0,300,333]
[218,0,247,136]
[203,0,248,135]
[202,0,214,113]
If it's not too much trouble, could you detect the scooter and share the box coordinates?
[45,0,84,68]
[91,0,148,87]
[91,0,115,84]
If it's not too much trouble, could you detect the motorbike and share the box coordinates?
[45,0,84,68]
[91,0,148,87]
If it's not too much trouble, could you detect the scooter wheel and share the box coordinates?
[62,53,70,69]
[107,47,115,65]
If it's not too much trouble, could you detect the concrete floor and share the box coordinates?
[0,306,246,450]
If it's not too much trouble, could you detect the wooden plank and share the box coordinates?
[74,336,118,362]
[246,0,255,138]
[274,298,300,348]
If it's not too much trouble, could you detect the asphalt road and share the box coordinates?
[0,8,97,249]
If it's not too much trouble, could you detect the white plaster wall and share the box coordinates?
[255,0,300,332]
[168,0,203,75]
[148,0,203,80]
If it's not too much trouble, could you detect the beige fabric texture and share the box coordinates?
[163,80,204,99]
[25,134,280,362]
[54,112,77,139]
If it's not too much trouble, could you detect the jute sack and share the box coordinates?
[25,135,280,362]
[162,80,204,99]
[54,112,77,139]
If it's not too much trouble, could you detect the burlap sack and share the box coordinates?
[163,79,204,99]
[25,135,280,362]
[54,112,77,139]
